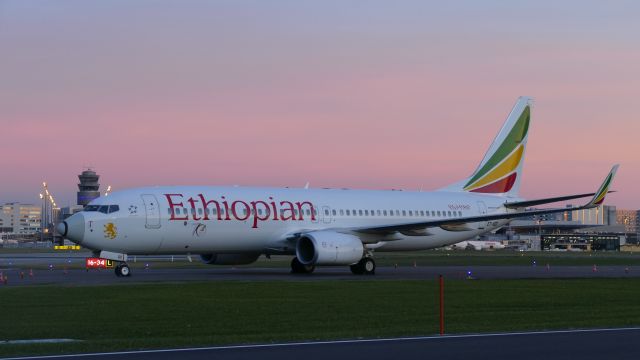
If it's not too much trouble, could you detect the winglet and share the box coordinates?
[586,165,619,207]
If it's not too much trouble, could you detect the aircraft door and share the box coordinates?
[141,194,161,229]
[322,206,332,224]
[477,201,487,215]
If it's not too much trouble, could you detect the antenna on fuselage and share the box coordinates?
[304,182,310,189]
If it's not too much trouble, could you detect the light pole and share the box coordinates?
[39,193,44,242]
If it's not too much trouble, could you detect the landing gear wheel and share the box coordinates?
[362,257,375,275]
[351,257,376,275]
[290,257,315,274]
[115,263,131,277]
[350,263,364,275]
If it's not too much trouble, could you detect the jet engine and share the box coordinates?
[200,253,260,265]
[296,231,363,266]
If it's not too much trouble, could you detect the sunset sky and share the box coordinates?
[2,1,639,208]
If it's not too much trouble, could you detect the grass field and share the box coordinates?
[2,278,640,357]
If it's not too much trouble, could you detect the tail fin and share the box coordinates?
[441,96,532,196]
[585,164,619,207]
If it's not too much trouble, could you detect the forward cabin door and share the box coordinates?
[141,194,161,229]
[477,201,487,215]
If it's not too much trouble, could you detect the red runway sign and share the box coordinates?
[85,258,114,269]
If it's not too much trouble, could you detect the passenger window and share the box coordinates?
[340,209,344,216]
[459,211,462,217]
[448,211,452,217]
[365,210,369,216]
[346,210,351,216]
[377,210,381,216]
[402,210,406,216]
[437,211,441,217]
[408,210,413,216]
[198,208,203,215]
[396,210,400,216]
[306,209,311,216]
[324,209,329,216]
[420,211,424,216]
[332,209,337,216]
[383,210,387,216]
[98,205,109,214]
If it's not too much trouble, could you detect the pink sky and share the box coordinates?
[1,1,639,208]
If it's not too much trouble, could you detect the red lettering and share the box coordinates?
[199,194,222,220]
[280,201,296,221]
[187,197,201,221]
[269,197,279,220]
[165,194,187,220]
[296,201,315,221]
[221,196,231,220]
[231,200,250,221]
[251,201,271,228]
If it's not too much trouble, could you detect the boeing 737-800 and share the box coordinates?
[57,97,618,277]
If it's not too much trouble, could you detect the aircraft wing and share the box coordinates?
[353,165,619,236]
[503,191,615,209]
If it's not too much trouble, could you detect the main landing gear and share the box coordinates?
[115,263,131,277]
[290,257,315,274]
[350,257,376,275]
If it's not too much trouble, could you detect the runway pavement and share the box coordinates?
[0,262,639,286]
[3,328,640,360]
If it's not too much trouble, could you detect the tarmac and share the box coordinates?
[0,262,639,286]
[3,328,640,360]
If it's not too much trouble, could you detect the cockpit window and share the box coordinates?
[84,205,120,214]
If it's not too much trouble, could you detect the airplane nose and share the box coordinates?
[60,213,86,244]
[55,222,67,237]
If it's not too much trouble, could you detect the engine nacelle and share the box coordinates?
[199,253,260,265]
[296,231,363,266]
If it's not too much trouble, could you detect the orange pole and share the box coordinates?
[439,274,444,335]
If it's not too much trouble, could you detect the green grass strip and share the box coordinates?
[1,278,640,357]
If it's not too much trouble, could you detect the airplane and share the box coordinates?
[448,240,506,251]
[56,97,619,277]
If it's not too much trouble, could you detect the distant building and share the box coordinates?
[520,205,616,226]
[77,169,100,207]
[0,203,41,234]
[616,209,639,234]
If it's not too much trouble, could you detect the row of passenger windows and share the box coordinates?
[169,207,464,219]
[84,205,120,214]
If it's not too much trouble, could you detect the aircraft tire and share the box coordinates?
[350,262,364,275]
[115,263,131,277]
[362,257,376,275]
[351,257,375,275]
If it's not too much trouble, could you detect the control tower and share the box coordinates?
[77,169,100,206]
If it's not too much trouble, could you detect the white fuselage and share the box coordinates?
[69,186,515,256]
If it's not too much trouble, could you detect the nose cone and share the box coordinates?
[61,213,86,244]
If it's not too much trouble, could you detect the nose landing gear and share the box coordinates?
[115,263,131,277]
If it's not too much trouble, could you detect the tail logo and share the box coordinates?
[463,105,530,193]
